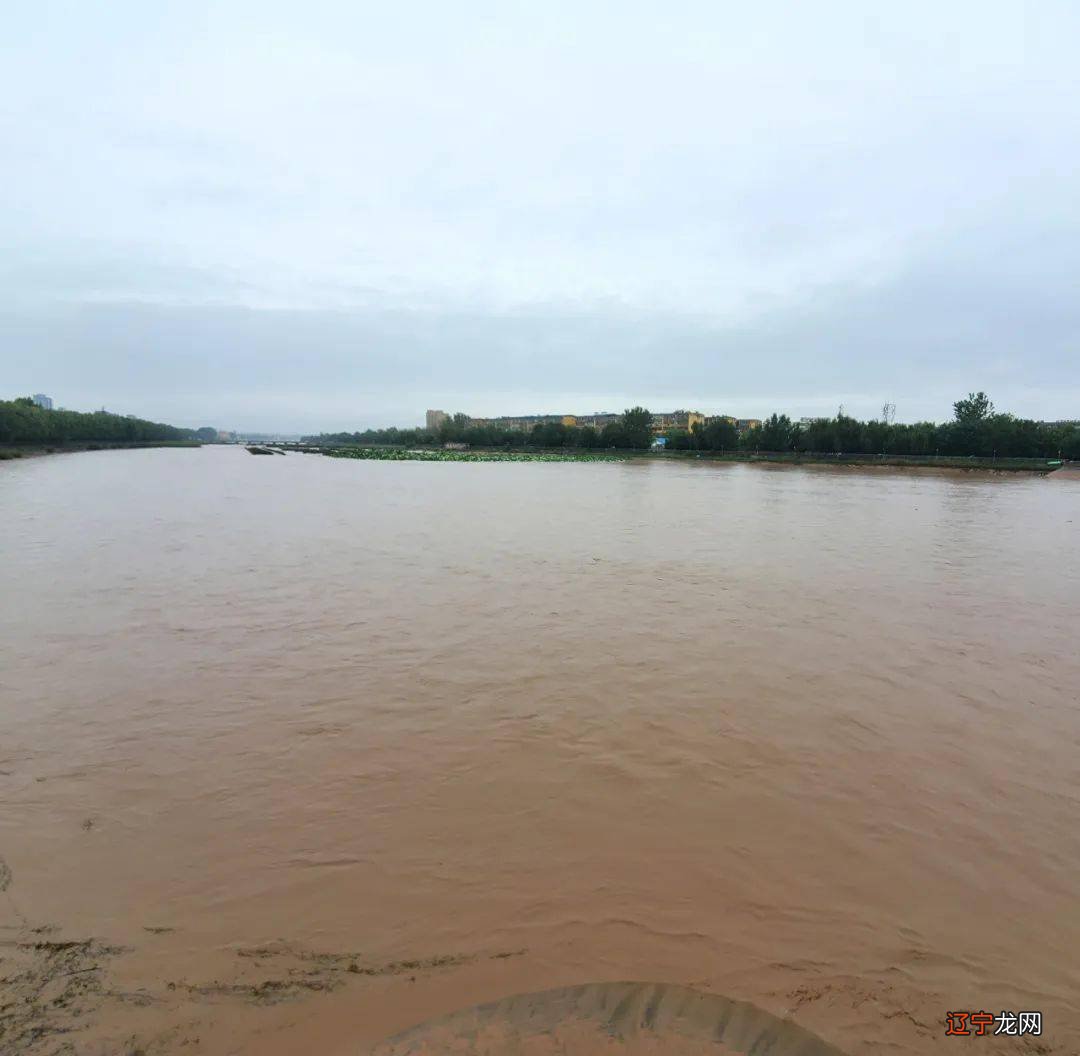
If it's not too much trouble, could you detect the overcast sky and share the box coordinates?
[3,1,1078,431]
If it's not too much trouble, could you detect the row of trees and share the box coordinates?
[308,395,1078,459]
[0,398,212,445]
[701,394,1078,459]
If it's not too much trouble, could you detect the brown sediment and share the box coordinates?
[0,919,498,1054]
[0,934,127,1053]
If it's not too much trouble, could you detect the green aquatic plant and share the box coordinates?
[322,447,620,463]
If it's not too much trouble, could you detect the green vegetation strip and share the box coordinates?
[1,397,212,446]
[323,447,620,463]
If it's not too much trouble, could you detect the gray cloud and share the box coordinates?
[3,0,1078,430]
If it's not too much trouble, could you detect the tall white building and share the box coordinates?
[32,393,53,410]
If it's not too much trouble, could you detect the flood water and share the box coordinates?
[1,446,1078,1055]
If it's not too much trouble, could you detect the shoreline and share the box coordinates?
[0,440,203,460]
[284,443,1066,473]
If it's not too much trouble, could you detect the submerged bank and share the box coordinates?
[0,440,202,460]
[286,442,1065,473]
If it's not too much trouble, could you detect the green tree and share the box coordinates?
[620,406,653,448]
[699,418,738,451]
[803,418,833,452]
[528,421,571,447]
[954,391,994,423]
[739,425,761,451]
[833,412,865,453]
[864,419,889,453]
[599,422,627,447]
[664,429,694,450]
[758,413,793,451]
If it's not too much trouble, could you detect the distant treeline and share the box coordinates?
[306,395,1079,459]
[700,394,1079,458]
[0,397,216,445]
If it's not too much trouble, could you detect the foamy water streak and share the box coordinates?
[1,447,1078,1054]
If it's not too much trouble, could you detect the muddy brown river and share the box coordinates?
[1,447,1078,1055]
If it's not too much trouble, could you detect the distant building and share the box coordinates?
[475,414,578,432]
[575,412,621,431]
[799,417,827,427]
[699,415,762,435]
[650,410,705,435]
[426,409,449,431]
[32,393,53,410]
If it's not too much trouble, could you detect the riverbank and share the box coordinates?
[0,440,203,460]
[283,442,1065,473]
[654,450,1064,472]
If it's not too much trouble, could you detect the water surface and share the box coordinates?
[1,447,1078,1054]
